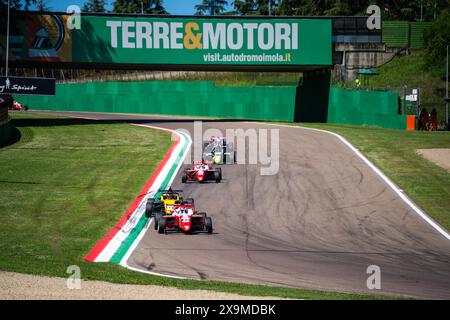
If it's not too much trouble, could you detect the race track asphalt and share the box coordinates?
[33,111,450,299]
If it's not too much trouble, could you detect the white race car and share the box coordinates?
[202,136,235,165]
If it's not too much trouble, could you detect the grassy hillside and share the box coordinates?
[361,51,447,122]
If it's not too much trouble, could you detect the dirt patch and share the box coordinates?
[0,272,288,300]
[416,149,450,173]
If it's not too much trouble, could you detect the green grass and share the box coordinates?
[0,112,398,300]
[288,122,450,230]
[334,51,448,122]
[63,70,302,87]
[156,71,302,86]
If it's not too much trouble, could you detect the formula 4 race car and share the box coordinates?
[153,198,195,230]
[181,161,222,183]
[144,188,193,218]
[202,136,235,165]
[156,202,213,234]
[12,101,22,111]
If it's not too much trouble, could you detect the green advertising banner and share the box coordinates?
[0,12,331,68]
[73,16,331,66]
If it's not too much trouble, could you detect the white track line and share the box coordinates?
[258,122,450,241]
[120,128,192,279]
[95,126,187,262]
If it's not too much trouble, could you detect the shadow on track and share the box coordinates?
[0,126,22,148]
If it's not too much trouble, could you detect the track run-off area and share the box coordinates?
[41,111,450,299]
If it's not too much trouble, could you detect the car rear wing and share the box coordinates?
[158,188,183,195]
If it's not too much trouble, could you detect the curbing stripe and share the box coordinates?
[110,130,191,263]
[118,130,192,268]
[84,125,187,262]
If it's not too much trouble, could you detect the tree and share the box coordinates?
[0,0,36,10]
[150,0,169,14]
[233,0,257,15]
[35,0,51,11]
[195,0,229,15]
[233,0,283,15]
[112,0,169,14]
[424,9,450,68]
[82,0,107,13]
[254,0,280,15]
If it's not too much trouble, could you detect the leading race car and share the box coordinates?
[181,161,222,183]
[144,188,193,218]
[153,198,195,230]
[202,136,235,165]
[156,202,213,234]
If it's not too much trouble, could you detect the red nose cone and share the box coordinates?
[196,170,205,182]
[180,220,191,232]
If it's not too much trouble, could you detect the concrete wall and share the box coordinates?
[333,43,402,81]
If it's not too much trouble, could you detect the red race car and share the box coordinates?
[156,202,213,234]
[12,101,22,111]
[181,161,222,183]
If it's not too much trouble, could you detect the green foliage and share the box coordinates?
[112,0,169,14]
[381,0,449,21]
[232,0,282,16]
[232,0,256,15]
[195,0,229,15]
[231,0,448,20]
[82,0,107,13]
[35,0,50,11]
[359,51,446,121]
[0,0,35,10]
[424,9,450,69]
[274,0,367,16]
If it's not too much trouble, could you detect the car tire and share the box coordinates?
[154,212,162,230]
[214,169,221,183]
[145,199,154,218]
[158,218,166,234]
[181,172,187,183]
[205,217,213,234]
